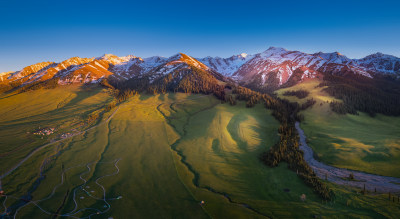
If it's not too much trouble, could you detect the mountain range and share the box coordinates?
[1,47,399,91]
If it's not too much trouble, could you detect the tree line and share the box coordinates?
[283,89,310,99]
[320,73,400,116]
[107,70,334,200]
[232,85,333,200]
[109,65,227,101]
[17,78,60,93]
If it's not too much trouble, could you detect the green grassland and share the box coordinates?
[276,79,400,178]
[0,87,399,218]
[0,85,113,174]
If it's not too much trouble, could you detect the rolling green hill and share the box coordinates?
[276,79,400,178]
[1,87,399,218]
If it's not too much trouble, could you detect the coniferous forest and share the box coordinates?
[320,73,400,116]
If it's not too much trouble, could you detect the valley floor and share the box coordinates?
[0,88,399,218]
[277,79,400,178]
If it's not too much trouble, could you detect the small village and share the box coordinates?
[33,127,56,136]
[60,132,74,139]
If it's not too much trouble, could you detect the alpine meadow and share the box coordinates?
[1,0,400,218]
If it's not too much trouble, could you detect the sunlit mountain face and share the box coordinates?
[1,0,400,217]
[1,43,399,217]
[2,47,399,93]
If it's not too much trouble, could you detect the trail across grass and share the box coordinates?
[1,90,400,218]
[0,85,113,175]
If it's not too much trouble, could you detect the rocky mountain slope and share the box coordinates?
[198,53,253,77]
[1,47,399,92]
[356,52,400,74]
[203,47,385,90]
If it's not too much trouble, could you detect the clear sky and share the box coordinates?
[1,0,400,72]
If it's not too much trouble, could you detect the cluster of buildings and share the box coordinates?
[33,127,56,136]
[60,132,74,139]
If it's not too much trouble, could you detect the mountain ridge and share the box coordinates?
[1,47,399,92]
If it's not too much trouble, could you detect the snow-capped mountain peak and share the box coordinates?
[239,53,248,58]
[260,47,288,58]
[2,47,399,92]
[97,54,142,65]
[356,52,400,74]
[198,53,254,77]
[313,51,353,65]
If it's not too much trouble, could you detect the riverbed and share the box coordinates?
[296,122,400,194]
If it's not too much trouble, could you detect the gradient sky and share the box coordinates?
[1,0,400,72]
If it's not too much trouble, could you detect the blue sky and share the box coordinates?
[1,0,399,72]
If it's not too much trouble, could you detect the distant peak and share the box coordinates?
[96,54,141,64]
[165,53,209,70]
[229,53,250,60]
[124,54,138,59]
[266,46,287,52]
[361,52,399,60]
[315,51,343,57]
[0,71,13,76]
[370,52,385,57]
[263,47,288,55]
[260,47,289,58]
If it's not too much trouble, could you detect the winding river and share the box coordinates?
[296,122,400,194]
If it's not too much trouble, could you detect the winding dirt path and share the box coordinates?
[0,106,120,183]
[296,122,400,194]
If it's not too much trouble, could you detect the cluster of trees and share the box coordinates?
[110,77,150,93]
[86,111,100,124]
[100,79,115,90]
[329,101,357,115]
[17,78,60,93]
[105,101,117,112]
[283,89,310,99]
[293,98,317,121]
[100,79,138,111]
[0,78,59,93]
[300,98,316,110]
[151,67,226,99]
[112,66,228,102]
[321,73,400,116]
[260,122,334,200]
[226,94,237,105]
[232,85,334,200]
[115,89,138,103]
[232,86,276,108]
[87,88,137,124]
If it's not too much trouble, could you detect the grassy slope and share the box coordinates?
[168,99,323,218]
[160,94,400,218]
[0,85,113,174]
[1,89,399,218]
[3,94,210,218]
[276,79,400,178]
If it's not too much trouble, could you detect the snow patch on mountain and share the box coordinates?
[198,53,254,76]
[313,52,354,65]
[356,52,400,74]
[3,48,399,90]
